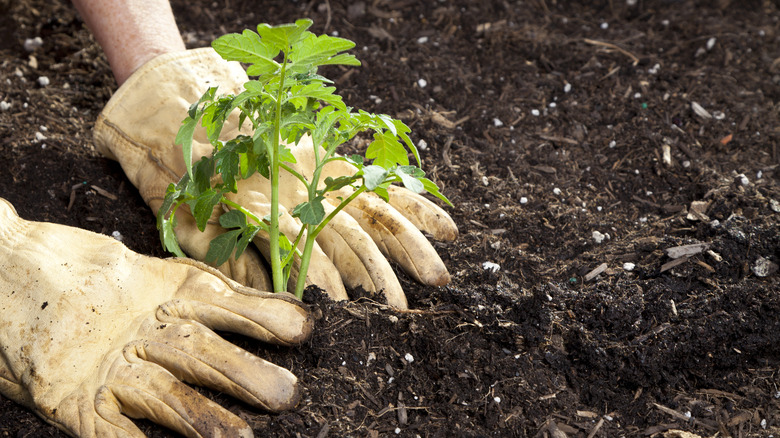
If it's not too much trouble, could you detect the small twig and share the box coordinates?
[322,0,332,34]
[584,38,640,66]
[90,185,118,201]
[633,322,670,344]
[587,417,605,438]
[537,134,579,145]
[652,403,718,431]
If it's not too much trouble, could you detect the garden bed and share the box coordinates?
[1,0,778,436]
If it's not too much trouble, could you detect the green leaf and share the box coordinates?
[346,154,364,168]
[278,233,295,287]
[312,107,341,146]
[205,229,242,266]
[193,189,223,231]
[279,145,297,164]
[191,157,215,194]
[394,119,420,166]
[321,175,358,194]
[373,185,390,202]
[397,165,425,178]
[289,33,359,73]
[234,224,261,259]
[366,131,409,168]
[394,166,425,193]
[202,96,235,144]
[320,53,361,67]
[212,29,280,73]
[376,114,397,135]
[257,19,313,53]
[420,177,453,207]
[252,122,273,153]
[160,215,186,257]
[214,135,251,191]
[281,112,315,130]
[361,165,389,190]
[292,196,326,225]
[176,86,216,182]
[287,82,345,110]
[176,116,199,181]
[219,209,247,229]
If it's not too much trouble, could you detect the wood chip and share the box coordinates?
[584,263,608,281]
[686,200,710,221]
[576,410,599,418]
[662,144,672,166]
[542,420,569,438]
[726,410,753,426]
[397,401,408,426]
[660,256,689,273]
[431,111,457,129]
[662,430,704,438]
[690,101,712,119]
[315,422,330,438]
[533,164,557,174]
[665,243,710,259]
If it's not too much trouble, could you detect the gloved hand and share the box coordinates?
[93,48,458,309]
[0,197,312,438]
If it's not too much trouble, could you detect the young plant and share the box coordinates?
[157,19,451,298]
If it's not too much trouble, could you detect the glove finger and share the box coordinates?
[159,260,314,345]
[148,198,273,291]
[53,390,145,438]
[338,193,451,287]
[132,321,300,412]
[103,356,253,438]
[317,150,457,242]
[386,186,459,241]
[315,203,408,308]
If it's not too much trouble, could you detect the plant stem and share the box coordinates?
[313,186,367,238]
[269,53,289,293]
[293,224,317,299]
[293,185,368,297]
[220,197,265,229]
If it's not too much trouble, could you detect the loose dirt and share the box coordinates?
[1,0,778,436]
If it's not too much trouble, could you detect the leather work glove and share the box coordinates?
[0,197,312,437]
[93,48,458,309]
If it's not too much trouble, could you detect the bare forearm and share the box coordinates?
[71,0,185,85]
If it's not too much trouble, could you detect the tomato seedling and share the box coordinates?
[158,19,451,298]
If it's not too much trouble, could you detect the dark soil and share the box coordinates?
[1,0,779,436]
